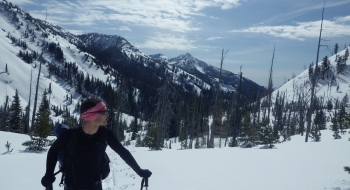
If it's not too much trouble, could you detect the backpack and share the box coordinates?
[53,124,111,186]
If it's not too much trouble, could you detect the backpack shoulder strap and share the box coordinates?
[57,128,80,187]
[67,128,80,157]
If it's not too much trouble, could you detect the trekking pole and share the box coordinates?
[140,177,149,190]
[45,184,53,190]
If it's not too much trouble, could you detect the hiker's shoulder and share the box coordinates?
[60,126,81,137]
[99,126,112,135]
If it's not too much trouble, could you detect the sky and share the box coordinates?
[6,0,350,87]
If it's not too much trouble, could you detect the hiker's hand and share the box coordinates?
[41,174,55,187]
[137,169,152,178]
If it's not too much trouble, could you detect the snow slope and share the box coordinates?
[0,4,112,121]
[0,129,349,190]
[272,47,350,105]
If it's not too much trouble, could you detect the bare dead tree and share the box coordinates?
[266,44,276,122]
[30,50,44,129]
[305,1,326,142]
[228,69,243,147]
[208,49,228,148]
[154,79,175,150]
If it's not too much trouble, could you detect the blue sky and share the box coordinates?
[10,0,350,87]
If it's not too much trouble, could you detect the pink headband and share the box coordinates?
[82,101,107,121]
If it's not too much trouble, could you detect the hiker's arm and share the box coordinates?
[106,129,141,172]
[45,131,69,174]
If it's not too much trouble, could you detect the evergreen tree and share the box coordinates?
[144,123,158,150]
[135,135,144,147]
[258,119,278,148]
[344,117,350,174]
[8,89,23,133]
[309,112,322,142]
[236,113,256,148]
[22,90,53,151]
[23,104,30,134]
[327,100,333,111]
[321,56,330,78]
[0,106,3,131]
[131,108,139,140]
[313,110,326,130]
[338,94,349,134]
[179,129,187,150]
[308,63,314,81]
[331,111,341,139]
[334,43,339,56]
[345,48,349,62]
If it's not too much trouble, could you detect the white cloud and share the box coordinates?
[229,16,350,40]
[119,26,131,31]
[207,36,223,40]
[5,0,33,5]
[25,0,242,33]
[136,33,197,51]
[263,1,350,24]
[335,15,350,23]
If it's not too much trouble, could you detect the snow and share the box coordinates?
[0,4,112,121]
[272,47,350,104]
[0,129,350,190]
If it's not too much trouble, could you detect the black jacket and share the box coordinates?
[45,126,141,188]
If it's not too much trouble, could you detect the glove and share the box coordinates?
[41,174,56,187]
[137,169,152,178]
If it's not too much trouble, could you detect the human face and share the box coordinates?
[92,109,109,126]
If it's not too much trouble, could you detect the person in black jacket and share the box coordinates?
[41,98,152,190]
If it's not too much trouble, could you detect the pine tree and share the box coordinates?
[179,129,187,150]
[22,90,53,151]
[135,135,144,147]
[8,89,23,133]
[144,124,158,150]
[308,63,314,81]
[331,111,341,139]
[131,108,139,140]
[258,119,278,148]
[236,113,255,148]
[327,100,333,111]
[334,43,339,56]
[344,117,350,174]
[23,104,30,134]
[314,110,326,130]
[309,111,322,142]
[338,94,349,134]
[321,56,330,78]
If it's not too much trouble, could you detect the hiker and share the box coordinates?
[41,98,152,190]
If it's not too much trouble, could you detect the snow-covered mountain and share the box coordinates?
[73,33,266,98]
[271,46,350,107]
[167,53,265,98]
[0,1,112,122]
